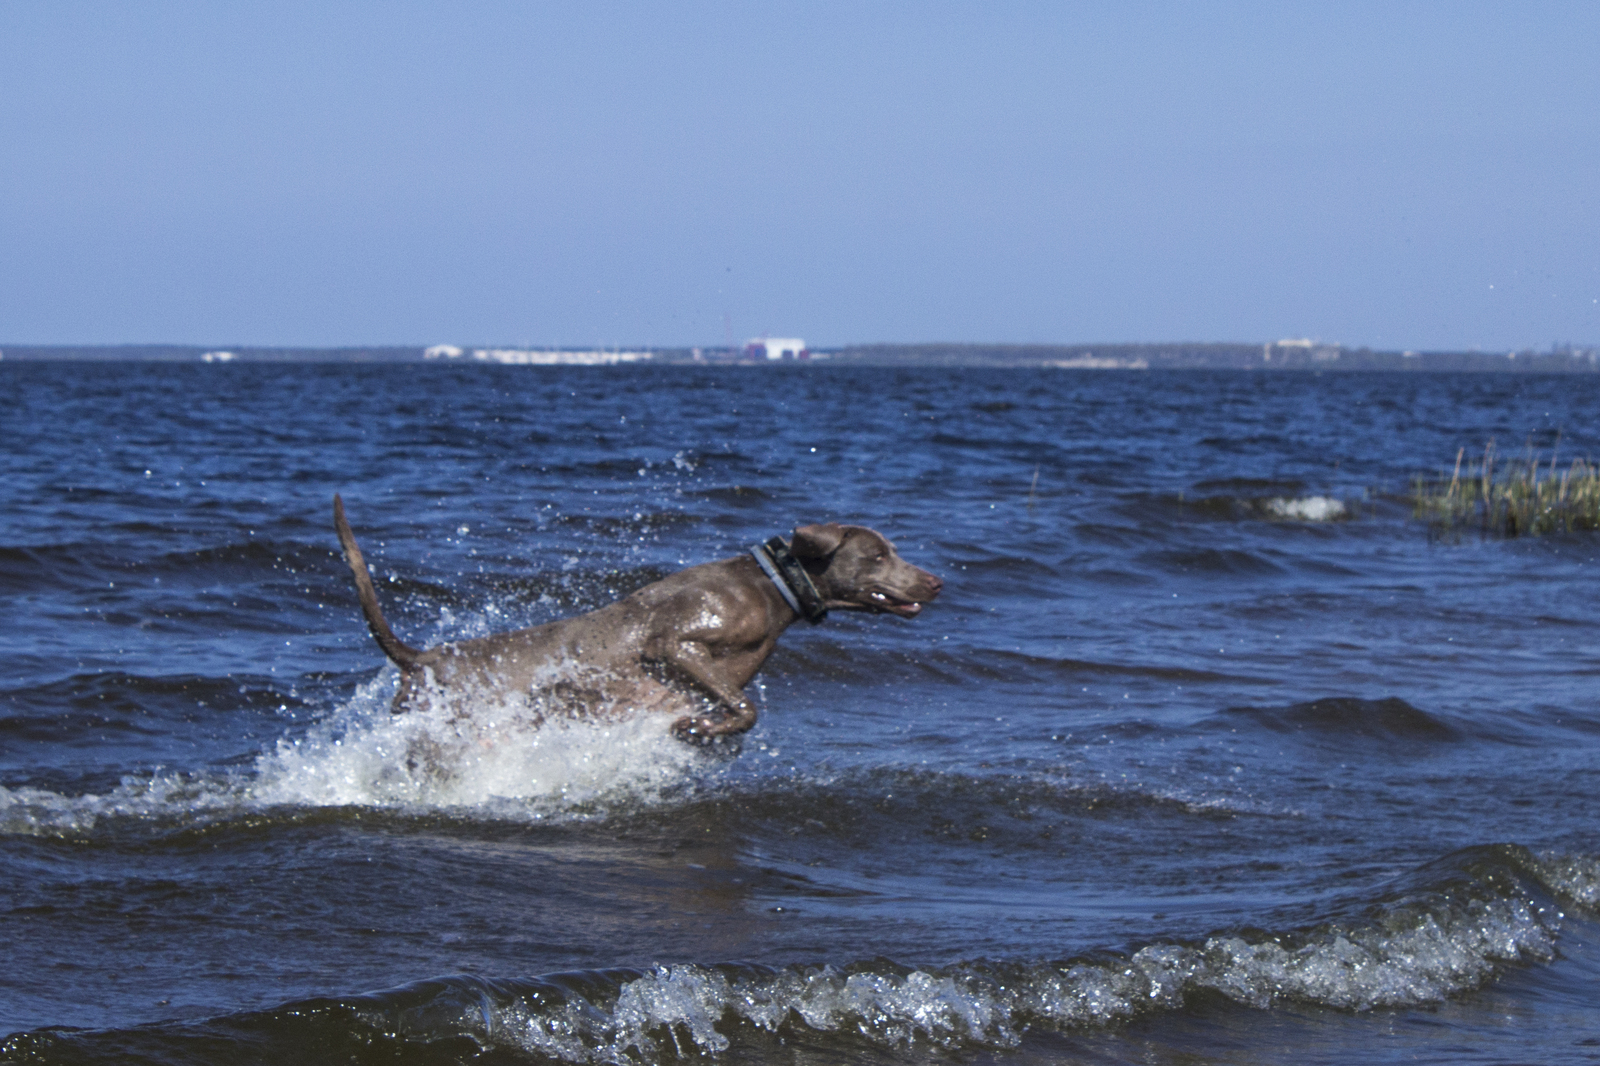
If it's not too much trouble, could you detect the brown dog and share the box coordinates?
[333,496,942,740]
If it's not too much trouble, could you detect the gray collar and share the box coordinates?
[750,536,828,624]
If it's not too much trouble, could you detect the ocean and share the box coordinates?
[2,362,1597,1064]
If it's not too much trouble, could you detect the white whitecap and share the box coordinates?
[464,889,1559,1057]
[1266,495,1347,521]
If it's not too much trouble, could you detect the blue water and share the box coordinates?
[2,363,1598,1064]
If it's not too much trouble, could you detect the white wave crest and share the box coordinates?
[454,890,1558,1059]
[1109,896,1551,1013]
[1265,495,1347,521]
[486,965,1018,1060]
[0,770,243,837]
[1535,850,1600,909]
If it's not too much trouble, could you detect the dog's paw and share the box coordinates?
[672,717,744,759]
[672,715,718,745]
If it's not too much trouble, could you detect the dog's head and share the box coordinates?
[790,523,942,618]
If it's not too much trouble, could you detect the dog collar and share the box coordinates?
[750,536,828,624]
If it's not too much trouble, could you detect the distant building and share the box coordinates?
[424,345,465,359]
[744,337,808,361]
[200,351,236,363]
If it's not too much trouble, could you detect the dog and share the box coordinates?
[333,496,942,741]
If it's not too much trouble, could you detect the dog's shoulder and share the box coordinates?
[627,556,773,643]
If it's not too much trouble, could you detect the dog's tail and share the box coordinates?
[333,494,424,671]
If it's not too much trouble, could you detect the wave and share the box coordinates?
[145,539,334,582]
[0,543,109,595]
[6,845,1594,1063]
[0,707,1260,843]
[597,765,1269,860]
[1,671,309,733]
[0,538,339,602]
[1215,696,1465,745]
[1116,489,1353,526]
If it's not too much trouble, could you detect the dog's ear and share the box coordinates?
[791,523,846,560]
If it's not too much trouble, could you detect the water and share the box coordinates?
[2,363,1598,1064]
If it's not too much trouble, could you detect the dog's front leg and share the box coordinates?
[659,643,758,742]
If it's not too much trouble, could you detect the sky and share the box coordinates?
[1,2,1596,351]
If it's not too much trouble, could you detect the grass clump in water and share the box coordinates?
[1413,440,1600,537]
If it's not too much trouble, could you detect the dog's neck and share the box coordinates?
[750,537,828,624]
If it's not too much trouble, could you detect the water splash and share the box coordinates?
[250,671,708,810]
[0,672,712,836]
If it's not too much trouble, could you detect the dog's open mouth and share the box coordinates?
[868,590,926,617]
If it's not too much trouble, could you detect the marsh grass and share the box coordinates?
[1414,439,1600,537]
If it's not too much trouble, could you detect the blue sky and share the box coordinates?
[1,2,1595,350]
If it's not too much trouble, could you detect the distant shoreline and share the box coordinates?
[3,341,1598,373]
